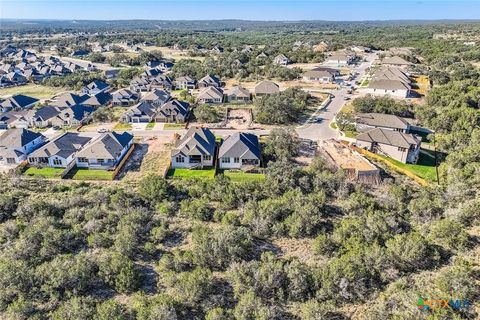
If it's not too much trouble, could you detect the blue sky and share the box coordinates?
[1,1,480,20]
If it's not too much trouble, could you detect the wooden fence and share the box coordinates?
[112,143,136,180]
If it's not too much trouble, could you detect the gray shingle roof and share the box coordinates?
[0,94,38,110]
[381,56,414,66]
[356,128,420,148]
[159,99,189,118]
[52,92,89,107]
[29,132,93,159]
[0,128,44,148]
[225,86,250,98]
[75,132,133,159]
[254,80,279,95]
[356,113,409,130]
[172,127,216,157]
[218,132,261,159]
[198,86,224,100]
[82,92,112,106]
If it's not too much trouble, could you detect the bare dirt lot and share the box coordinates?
[119,135,173,182]
[224,108,253,129]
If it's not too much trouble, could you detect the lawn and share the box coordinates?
[344,130,358,138]
[24,167,64,179]
[376,150,438,182]
[166,168,216,179]
[222,170,265,183]
[146,122,156,130]
[69,168,114,181]
[113,122,133,130]
[163,123,186,130]
[0,84,65,99]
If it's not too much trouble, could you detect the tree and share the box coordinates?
[95,299,131,320]
[138,175,169,205]
[254,88,309,124]
[335,110,355,131]
[193,104,222,123]
[263,128,300,161]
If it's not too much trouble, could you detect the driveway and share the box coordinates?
[132,123,149,131]
[295,52,378,141]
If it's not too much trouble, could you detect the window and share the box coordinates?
[176,156,185,163]
[203,155,211,161]
[53,159,62,166]
[78,157,88,163]
[234,157,240,163]
[397,147,407,152]
[222,157,230,163]
[98,159,105,164]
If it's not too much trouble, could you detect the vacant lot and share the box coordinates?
[121,136,173,182]
[0,84,65,100]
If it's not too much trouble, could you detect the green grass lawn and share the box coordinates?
[0,84,65,99]
[344,130,358,138]
[146,122,156,130]
[24,167,64,179]
[376,150,438,182]
[113,122,133,130]
[69,168,114,181]
[163,123,186,130]
[166,168,216,179]
[222,170,265,183]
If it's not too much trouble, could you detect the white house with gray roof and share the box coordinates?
[0,128,45,164]
[75,132,133,170]
[28,132,94,168]
[171,127,216,168]
[356,128,421,164]
[355,113,411,133]
[218,132,261,169]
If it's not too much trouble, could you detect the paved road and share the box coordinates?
[295,52,378,141]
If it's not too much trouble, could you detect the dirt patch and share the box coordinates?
[120,135,173,182]
[224,108,253,129]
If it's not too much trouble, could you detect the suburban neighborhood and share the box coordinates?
[0,7,478,320]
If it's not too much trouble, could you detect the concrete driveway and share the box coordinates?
[132,123,149,131]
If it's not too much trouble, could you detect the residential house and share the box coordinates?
[141,89,171,107]
[156,99,190,123]
[225,86,251,103]
[171,127,216,168]
[218,132,261,169]
[111,89,139,106]
[256,52,268,59]
[75,132,133,170]
[82,92,112,107]
[273,54,291,66]
[70,50,89,57]
[356,128,421,164]
[355,113,411,133]
[30,105,95,128]
[0,94,38,112]
[121,101,157,123]
[326,52,356,65]
[254,80,280,96]
[197,86,224,104]
[82,80,111,95]
[28,132,93,168]
[104,69,120,79]
[381,56,414,68]
[303,67,339,83]
[6,72,27,85]
[175,76,197,90]
[198,75,221,88]
[0,111,30,129]
[364,66,412,98]
[51,92,88,107]
[0,128,45,164]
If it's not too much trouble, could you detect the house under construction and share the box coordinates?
[319,139,381,184]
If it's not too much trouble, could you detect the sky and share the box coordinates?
[1,0,480,21]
